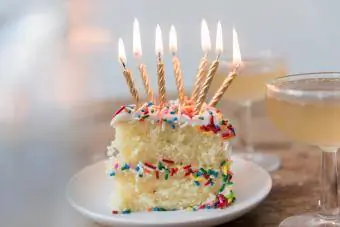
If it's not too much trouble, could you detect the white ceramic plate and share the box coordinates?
[67,157,272,227]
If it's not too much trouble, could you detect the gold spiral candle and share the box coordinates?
[157,60,166,104]
[138,64,154,101]
[169,25,185,104]
[156,24,166,104]
[191,55,208,103]
[118,37,140,108]
[123,69,140,107]
[209,65,239,107]
[172,56,185,103]
[194,59,220,114]
[133,19,153,103]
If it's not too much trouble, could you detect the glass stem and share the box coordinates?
[239,101,254,153]
[319,147,339,218]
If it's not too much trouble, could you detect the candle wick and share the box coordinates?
[233,63,241,71]
[157,52,162,62]
[119,58,127,69]
[216,53,221,61]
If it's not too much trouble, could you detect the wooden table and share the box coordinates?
[0,98,329,227]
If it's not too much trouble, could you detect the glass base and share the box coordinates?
[279,213,340,227]
[233,152,281,172]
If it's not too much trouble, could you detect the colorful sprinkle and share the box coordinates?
[199,204,206,209]
[222,175,228,182]
[157,161,165,170]
[219,183,226,193]
[184,171,191,177]
[170,167,178,176]
[165,169,170,180]
[199,168,207,175]
[204,179,212,186]
[122,209,131,214]
[220,160,226,166]
[227,190,235,200]
[194,181,200,186]
[221,165,229,175]
[162,159,174,164]
[144,162,156,170]
[113,106,125,117]
[209,169,219,178]
[121,163,130,171]
[183,164,191,170]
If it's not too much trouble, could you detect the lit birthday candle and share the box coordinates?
[133,18,154,101]
[209,28,242,107]
[169,25,185,104]
[195,21,223,113]
[118,38,140,107]
[191,19,211,103]
[156,24,166,104]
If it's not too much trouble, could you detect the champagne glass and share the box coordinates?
[266,72,340,227]
[209,56,287,172]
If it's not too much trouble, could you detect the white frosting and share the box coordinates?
[112,102,212,126]
[110,100,235,140]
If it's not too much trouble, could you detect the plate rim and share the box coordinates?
[66,156,272,225]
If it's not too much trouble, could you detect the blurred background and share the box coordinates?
[1,0,340,226]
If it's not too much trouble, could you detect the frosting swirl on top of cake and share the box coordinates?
[111,99,235,140]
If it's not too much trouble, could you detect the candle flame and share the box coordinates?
[169,25,177,53]
[133,18,142,57]
[215,21,223,55]
[155,24,163,56]
[118,38,126,65]
[201,19,211,53]
[233,28,242,64]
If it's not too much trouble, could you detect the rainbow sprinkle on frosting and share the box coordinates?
[111,99,235,140]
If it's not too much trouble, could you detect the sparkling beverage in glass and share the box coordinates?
[266,72,340,227]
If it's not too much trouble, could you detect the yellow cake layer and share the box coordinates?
[110,172,230,211]
[110,121,229,167]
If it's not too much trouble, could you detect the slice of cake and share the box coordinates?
[106,99,236,214]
